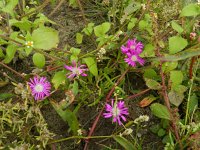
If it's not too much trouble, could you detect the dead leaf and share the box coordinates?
[139,95,157,107]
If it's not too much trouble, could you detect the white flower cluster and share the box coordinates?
[119,128,133,136]
[134,115,149,124]
[179,122,200,133]
[97,48,106,62]
[14,83,31,99]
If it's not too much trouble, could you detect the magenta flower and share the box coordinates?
[103,100,129,125]
[124,52,145,67]
[28,76,51,100]
[121,38,145,67]
[121,38,144,55]
[64,61,88,79]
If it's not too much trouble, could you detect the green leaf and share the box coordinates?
[153,47,200,61]
[70,47,81,56]
[83,57,98,76]
[3,45,17,63]
[139,20,148,30]
[188,94,198,114]
[52,71,66,89]
[76,33,83,44]
[69,0,78,8]
[158,128,166,137]
[82,23,94,36]
[173,84,187,93]
[145,78,162,90]
[171,21,183,33]
[143,69,158,80]
[9,19,32,31]
[162,62,178,73]
[70,47,81,62]
[0,93,14,101]
[169,36,188,54]
[2,0,18,16]
[32,53,45,68]
[150,103,171,120]
[180,4,200,17]
[32,27,59,50]
[113,136,136,150]
[94,22,111,37]
[127,18,137,30]
[50,100,79,135]
[140,43,155,57]
[168,90,184,106]
[0,48,5,58]
[150,124,160,134]
[170,70,183,86]
[71,80,79,96]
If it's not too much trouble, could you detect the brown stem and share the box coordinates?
[19,0,50,19]
[83,68,129,150]
[48,0,65,17]
[0,61,25,79]
[151,8,182,149]
[126,88,150,100]
[76,0,87,25]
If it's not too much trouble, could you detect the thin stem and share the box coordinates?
[185,59,199,125]
[0,61,25,79]
[126,89,150,100]
[19,0,50,19]
[48,135,112,144]
[83,68,129,150]
[48,0,65,17]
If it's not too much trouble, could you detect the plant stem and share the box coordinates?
[126,88,150,100]
[83,68,129,150]
[0,61,25,79]
[185,59,199,125]
[48,135,112,144]
[19,0,50,19]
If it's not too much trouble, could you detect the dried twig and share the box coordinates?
[0,61,25,79]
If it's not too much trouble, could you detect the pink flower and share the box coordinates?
[64,61,88,79]
[28,76,51,100]
[124,52,145,67]
[121,38,144,55]
[121,38,145,67]
[103,100,129,125]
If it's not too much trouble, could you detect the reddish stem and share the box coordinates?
[83,68,129,150]
[126,88,150,100]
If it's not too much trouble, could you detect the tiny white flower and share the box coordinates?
[25,41,34,48]
[77,129,83,136]
[141,4,146,10]
[99,48,106,54]
[122,128,133,135]
[134,115,149,124]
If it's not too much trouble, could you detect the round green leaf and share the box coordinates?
[180,4,200,17]
[169,36,188,54]
[32,53,45,68]
[52,71,66,89]
[32,27,59,50]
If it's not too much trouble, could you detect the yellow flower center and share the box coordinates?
[25,41,34,48]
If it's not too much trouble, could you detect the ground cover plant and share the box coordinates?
[0,0,200,149]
